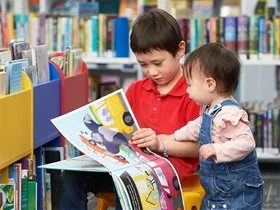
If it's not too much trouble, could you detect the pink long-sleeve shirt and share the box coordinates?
[174,106,256,163]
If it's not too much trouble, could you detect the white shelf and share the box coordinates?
[83,55,138,65]
[240,55,280,66]
[82,54,142,79]
[257,149,280,162]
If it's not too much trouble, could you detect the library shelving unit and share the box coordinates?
[0,72,33,182]
[239,58,280,162]
[83,55,142,86]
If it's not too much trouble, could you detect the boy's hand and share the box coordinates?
[130,128,160,151]
[199,144,216,160]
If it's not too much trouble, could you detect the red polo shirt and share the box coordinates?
[126,76,200,182]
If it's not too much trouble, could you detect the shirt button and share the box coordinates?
[212,204,216,209]
[156,97,161,101]
[223,204,227,208]
[153,107,157,111]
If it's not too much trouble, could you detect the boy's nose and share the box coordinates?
[148,68,158,76]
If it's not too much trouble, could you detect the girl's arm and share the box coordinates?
[157,134,199,158]
[130,128,199,158]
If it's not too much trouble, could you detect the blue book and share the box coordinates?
[7,62,22,94]
[92,16,99,55]
[115,17,129,57]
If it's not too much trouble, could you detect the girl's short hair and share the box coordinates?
[185,43,241,95]
[130,8,182,57]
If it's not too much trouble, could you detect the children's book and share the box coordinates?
[41,89,185,210]
[0,184,15,210]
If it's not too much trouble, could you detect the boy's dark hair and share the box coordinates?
[185,43,241,95]
[130,8,182,57]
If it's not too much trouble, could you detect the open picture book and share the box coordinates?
[40,89,185,210]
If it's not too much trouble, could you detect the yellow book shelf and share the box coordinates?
[0,72,33,173]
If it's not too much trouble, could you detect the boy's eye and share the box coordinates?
[140,63,147,67]
[154,62,162,66]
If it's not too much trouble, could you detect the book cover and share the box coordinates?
[34,45,50,84]
[8,163,22,210]
[0,50,12,66]
[0,184,15,210]
[6,62,22,94]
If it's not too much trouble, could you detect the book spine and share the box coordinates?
[248,15,259,58]
[224,16,237,52]
[237,15,249,56]
[258,16,267,56]
[190,18,197,52]
[115,17,129,57]
[209,17,217,43]
[217,17,224,45]
[92,16,99,56]
[274,16,280,58]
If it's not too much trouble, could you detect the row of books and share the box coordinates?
[0,11,130,58]
[0,41,50,97]
[243,102,280,154]
[179,15,280,58]
[0,159,36,210]
[50,47,83,77]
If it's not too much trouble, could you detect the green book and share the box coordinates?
[21,177,28,210]
[27,180,37,210]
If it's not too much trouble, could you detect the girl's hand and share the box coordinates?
[199,144,216,160]
[130,128,160,151]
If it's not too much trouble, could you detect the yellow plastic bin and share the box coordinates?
[0,72,33,173]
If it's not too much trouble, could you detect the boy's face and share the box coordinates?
[135,49,182,86]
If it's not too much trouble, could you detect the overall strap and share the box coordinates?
[208,99,241,117]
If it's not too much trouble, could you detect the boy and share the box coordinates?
[60,9,200,210]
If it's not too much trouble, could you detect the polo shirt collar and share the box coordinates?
[142,76,186,96]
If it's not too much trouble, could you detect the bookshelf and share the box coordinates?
[83,55,141,79]
[238,59,280,162]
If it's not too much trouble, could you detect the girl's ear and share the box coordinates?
[177,41,186,59]
[205,77,216,93]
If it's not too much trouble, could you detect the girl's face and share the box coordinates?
[186,68,213,106]
[135,44,184,87]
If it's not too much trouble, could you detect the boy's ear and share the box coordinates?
[177,41,186,58]
[205,77,216,93]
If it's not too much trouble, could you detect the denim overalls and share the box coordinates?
[199,100,264,210]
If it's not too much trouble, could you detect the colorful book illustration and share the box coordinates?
[42,89,185,210]
[0,184,15,210]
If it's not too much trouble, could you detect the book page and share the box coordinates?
[50,89,185,209]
